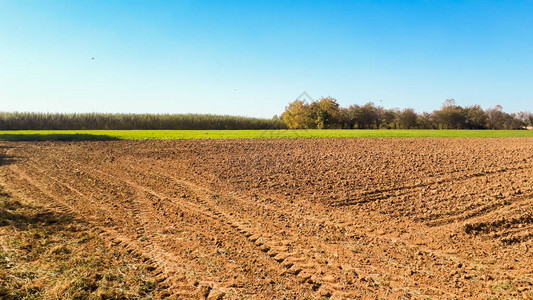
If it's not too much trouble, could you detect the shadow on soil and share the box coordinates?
[0,153,69,231]
[0,155,15,166]
[0,133,118,142]
[0,190,82,233]
[0,146,15,166]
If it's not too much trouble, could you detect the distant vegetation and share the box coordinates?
[0,113,286,130]
[281,98,533,130]
[1,99,531,131]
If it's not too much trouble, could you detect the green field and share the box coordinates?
[0,129,532,141]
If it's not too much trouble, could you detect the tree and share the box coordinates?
[503,113,526,129]
[281,100,314,129]
[442,98,457,107]
[485,105,506,129]
[397,108,418,129]
[417,112,436,129]
[464,105,488,129]
[382,108,399,129]
[309,97,340,129]
[433,99,467,129]
[517,111,533,127]
[339,107,356,129]
[354,102,379,129]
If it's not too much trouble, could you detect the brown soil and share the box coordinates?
[0,138,532,299]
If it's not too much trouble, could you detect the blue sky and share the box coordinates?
[1,0,532,117]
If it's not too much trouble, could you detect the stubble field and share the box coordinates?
[1,138,532,299]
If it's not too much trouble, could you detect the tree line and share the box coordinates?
[281,98,533,130]
[1,100,531,131]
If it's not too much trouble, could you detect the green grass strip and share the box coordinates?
[0,129,532,141]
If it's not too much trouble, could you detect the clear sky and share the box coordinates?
[1,1,532,117]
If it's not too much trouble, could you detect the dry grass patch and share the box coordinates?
[0,190,161,299]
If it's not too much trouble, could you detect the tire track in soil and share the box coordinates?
[3,164,216,299]
[8,145,490,294]
[5,160,265,299]
[57,152,373,299]
[123,161,516,298]
[98,156,464,298]
[170,178,462,299]
[161,156,516,298]
[332,166,533,230]
[104,160,401,296]
[11,143,388,298]
[7,149,318,299]
[159,176,481,297]
[330,165,533,207]
[463,197,533,244]
[0,172,176,298]
[426,192,533,228]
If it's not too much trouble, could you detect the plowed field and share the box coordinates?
[1,138,532,299]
